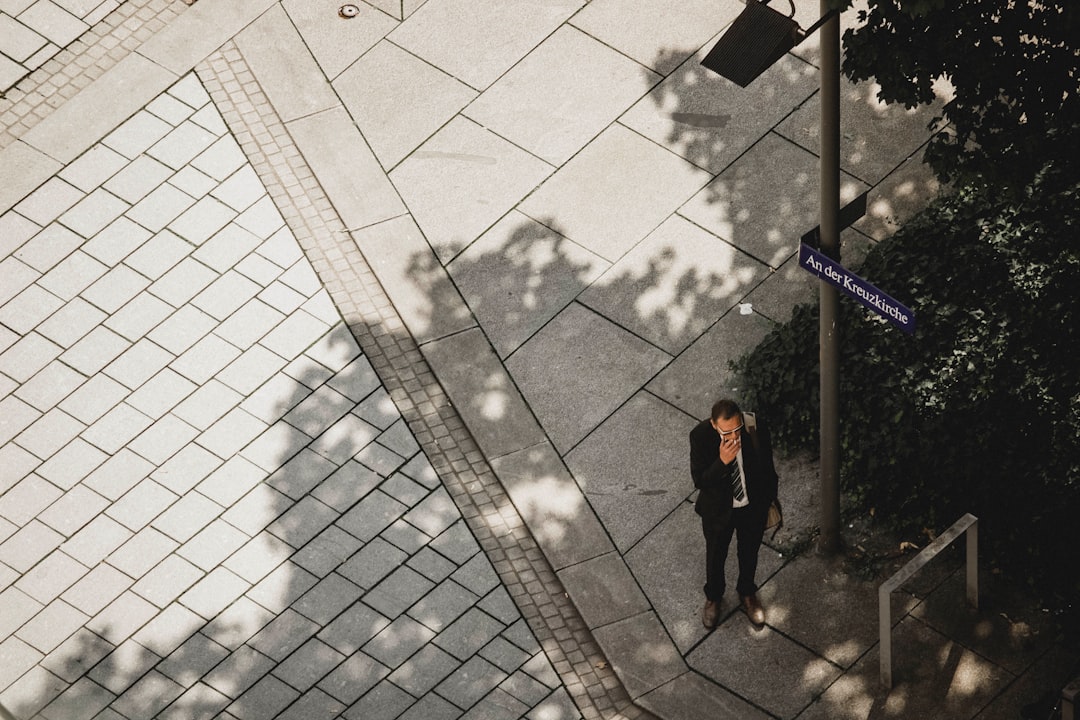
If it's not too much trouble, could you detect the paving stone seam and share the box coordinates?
[195,40,657,720]
[0,0,189,152]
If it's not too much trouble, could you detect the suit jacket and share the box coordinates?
[689,416,779,520]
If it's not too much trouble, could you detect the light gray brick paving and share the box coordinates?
[129,601,203,658]
[219,483,292,537]
[82,216,152,267]
[216,344,288,395]
[0,28,649,718]
[438,655,509,710]
[0,474,61,526]
[290,572,361,626]
[81,401,153,455]
[317,650,389,705]
[130,553,202,607]
[178,566,250,621]
[203,644,275,700]
[85,589,158,645]
[14,549,87,604]
[291,525,361,579]
[157,632,229,689]
[40,627,113,684]
[39,676,114,720]
[0,664,67,720]
[399,693,462,720]
[227,674,299,720]
[389,643,459,697]
[151,442,222,495]
[247,608,320,664]
[128,413,198,465]
[384,519,434,560]
[271,636,344,693]
[12,178,83,227]
[245,561,317,615]
[408,578,479,633]
[59,514,131,567]
[343,681,414,720]
[265,446,336,500]
[50,363,117,421]
[158,681,231,720]
[462,687,530,720]
[276,687,347,720]
[111,669,185,718]
[178,518,248,572]
[87,637,160,695]
[103,292,173,343]
[434,607,506,662]
[363,565,435,620]
[0,519,63,573]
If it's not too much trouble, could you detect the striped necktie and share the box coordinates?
[731,458,746,503]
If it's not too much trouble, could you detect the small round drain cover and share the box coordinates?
[338,4,359,17]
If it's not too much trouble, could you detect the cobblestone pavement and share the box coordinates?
[0,55,634,720]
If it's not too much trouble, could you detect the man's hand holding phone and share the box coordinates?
[719,432,740,465]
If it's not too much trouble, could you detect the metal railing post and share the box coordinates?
[879,513,980,689]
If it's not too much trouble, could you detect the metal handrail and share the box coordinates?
[878,513,979,688]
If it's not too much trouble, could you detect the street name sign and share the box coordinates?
[799,242,916,334]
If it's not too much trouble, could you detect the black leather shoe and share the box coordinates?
[742,594,766,627]
[701,600,719,629]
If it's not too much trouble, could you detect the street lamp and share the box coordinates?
[701,0,844,554]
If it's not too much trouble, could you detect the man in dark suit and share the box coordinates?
[690,398,778,629]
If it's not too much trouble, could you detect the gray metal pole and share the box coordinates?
[818,0,842,554]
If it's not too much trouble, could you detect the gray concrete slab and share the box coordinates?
[350,215,475,344]
[798,615,1013,720]
[234,5,339,124]
[679,131,869,270]
[564,392,694,553]
[505,302,670,454]
[557,551,650,630]
[389,115,554,264]
[626,500,787,652]
[519,123,710,264]
[853,150,947,242]
[489,441,613,571]
[910,569,1057,676]
[136,0,277,76]
[446,210,609,359]
[646,307,776,420]
[592,611,685,700]
[638,670,771,720]
[579,214,770,355]
[759,552,918,670]
[333,40,476,171]
[463,25,659,166]
[422,326,546,460]
[286,106,406,232]
[282,0,397,81]
[569,0,739,76]
[689,617,842,719]
[0,141,62,214]
[776,76,949,187]
[622,50,818,176]
[387,0,583,90]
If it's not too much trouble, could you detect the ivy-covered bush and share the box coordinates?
[733,158,1080,610]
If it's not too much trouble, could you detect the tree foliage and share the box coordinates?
[732,157,1080,611]
[838,0,1080,190]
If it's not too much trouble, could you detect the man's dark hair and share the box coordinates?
[710,398,741,422]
